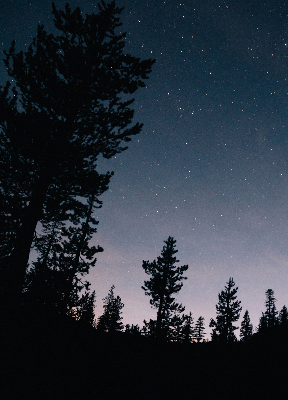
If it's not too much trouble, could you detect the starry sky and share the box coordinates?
[2,0,288,337]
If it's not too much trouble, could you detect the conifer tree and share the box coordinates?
[167,310,192,343]
[265,289,278,328]
[97,285,124,333]
[24,192,104,314]
[68,288,96,326]
[125,324,141,336]
[142,236,188,340]
[0,1,155,306]
[210,277,242,343]
[141,319,157,338]
[257,312,268,333]
[194,316,205,342]
[258,289,278,333]
[279,305,288,327]
[240,310,253,341]
[180,312,194,343]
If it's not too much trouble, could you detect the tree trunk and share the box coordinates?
[156,297,164,339]
[156,264,169,340]
[4,174,51,310]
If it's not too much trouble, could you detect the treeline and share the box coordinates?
[91,236,288,344]
[21,230,287,345]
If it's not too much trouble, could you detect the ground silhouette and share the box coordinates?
[1,307,288,399]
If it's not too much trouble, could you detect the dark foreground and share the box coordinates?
[1,310,288,399]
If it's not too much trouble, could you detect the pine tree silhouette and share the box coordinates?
[210,277,242,343]
[97,285,124,333]
[194,316,205,343]
[142,237,188,340]
[240,310,253,341]
[0,1,155,308]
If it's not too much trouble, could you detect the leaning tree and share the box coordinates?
[0,1,155,308]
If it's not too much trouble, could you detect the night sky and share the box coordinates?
[2,0,288,337]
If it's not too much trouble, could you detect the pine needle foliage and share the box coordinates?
[0,1,155,305]
[142,236,188,340]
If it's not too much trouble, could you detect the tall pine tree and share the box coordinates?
[210,277,242,343]
[194,316,205,343]
[279,305,288,327]
[265,289,278,328]
[0,1,155,307]
[258,289,278,332]
[97,285,124,333]
[240,310,253,341]
[142,236,188,340]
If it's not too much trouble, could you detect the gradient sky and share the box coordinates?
[2,0,288,338]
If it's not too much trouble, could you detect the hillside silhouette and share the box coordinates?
[1,306,288,400]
